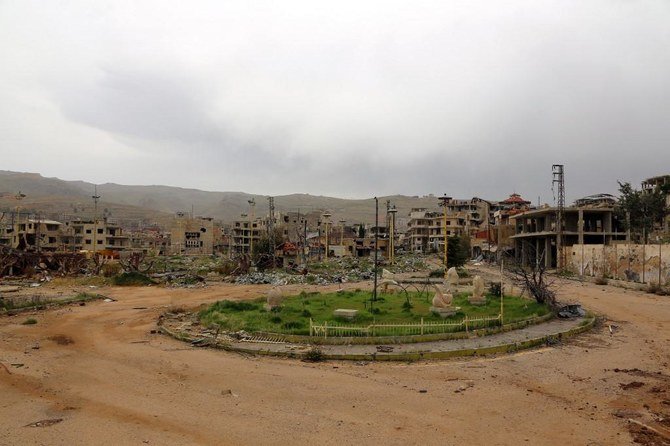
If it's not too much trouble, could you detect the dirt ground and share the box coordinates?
[1,270,670,445]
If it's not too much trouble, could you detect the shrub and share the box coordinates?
[429,269,444,278]
[304,347,324,362]
[101,263,122,277]
[212,300,259,312]
[22,318,37,325]
[488,282,502,297]
[282,321,304,330]
[269,316,282,324]
[112,272,154,286]
[594,277,608,286]
[301,309,312,317]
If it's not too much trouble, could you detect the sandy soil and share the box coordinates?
[1,273,670,445]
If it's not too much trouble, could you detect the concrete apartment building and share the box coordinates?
[2,218,64,252]
[62,219,130,254]
[230,218,266,255]
[405,208,468,253]
[169,213,214,255]
[510,204,626,268]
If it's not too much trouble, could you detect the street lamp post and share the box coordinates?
[438,195,452,278]
[323,211,332,260]
[248,198,256,256]
[373,197,379,303]
[92,186,100,256]
[388,204,397,264]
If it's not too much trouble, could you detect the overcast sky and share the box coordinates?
[1,1,669,202]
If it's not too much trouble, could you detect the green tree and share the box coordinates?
[252,227,285,270]
[358,224,366,238]
[447,234,471,268]
[617,181,667,243]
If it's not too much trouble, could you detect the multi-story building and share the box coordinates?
[63,219,130,254]
[405,208,467,253]
[230,218,266,255]
[169,213,215,255]
[510,205,626,268]
[3,218,64,252]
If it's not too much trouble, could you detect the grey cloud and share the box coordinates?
[1,0,669,200]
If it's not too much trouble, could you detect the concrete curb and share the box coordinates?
[158,315,595,362]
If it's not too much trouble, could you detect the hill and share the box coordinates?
[0,170,451,225]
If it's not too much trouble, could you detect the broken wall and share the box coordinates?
[568,243,670,285]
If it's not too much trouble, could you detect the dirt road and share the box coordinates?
[1,276,669,445]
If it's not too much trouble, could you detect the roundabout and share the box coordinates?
[159,283,594,361]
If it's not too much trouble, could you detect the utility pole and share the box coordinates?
[323,211,331,260]
[303,218,308,265]
[388,203,397,264]
[248,198,255,257]
[92,185,100,256]
[438,194,452,277]
[552,165,565,271]
[267,196,275,268]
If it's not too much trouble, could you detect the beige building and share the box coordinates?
[3,218,64,252]
[231,218,266,255]
[405,208,467,253]
[63,219,129,254]
[169,213,215,255]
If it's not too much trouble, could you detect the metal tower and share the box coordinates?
[552,165,565,270]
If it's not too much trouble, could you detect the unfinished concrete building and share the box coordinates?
[510,205,626,268]
[230,217,266,255]
[169,213,214,255]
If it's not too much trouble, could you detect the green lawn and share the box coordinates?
[199,290,550,336]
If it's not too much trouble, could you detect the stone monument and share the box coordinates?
[265,286,284,310]
[446,267,459,292]
[469,275,487,306]
[430,286,459,317]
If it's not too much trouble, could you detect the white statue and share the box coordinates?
[469,275,486,305]
[432,286,453,308]
[446,267,459,292]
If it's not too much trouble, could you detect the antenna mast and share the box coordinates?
[552,165,565,270]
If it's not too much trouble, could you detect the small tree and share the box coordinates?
[252,227,285,270]
[504,242,558,309]
[358,224,366,238]
[447,234,470,268]
[119,251,154,274]
[617,181,667,243]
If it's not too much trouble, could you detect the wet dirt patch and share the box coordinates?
[48,335,74,345]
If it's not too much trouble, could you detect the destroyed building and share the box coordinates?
[169,213,215,255]
[510,202,626,268]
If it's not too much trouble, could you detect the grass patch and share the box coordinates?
[1,292,99,312]
[112,272,155,286]
[22,318,37,325]
[199,290,549,335]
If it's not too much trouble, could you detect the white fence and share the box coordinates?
[309,314,502,338]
